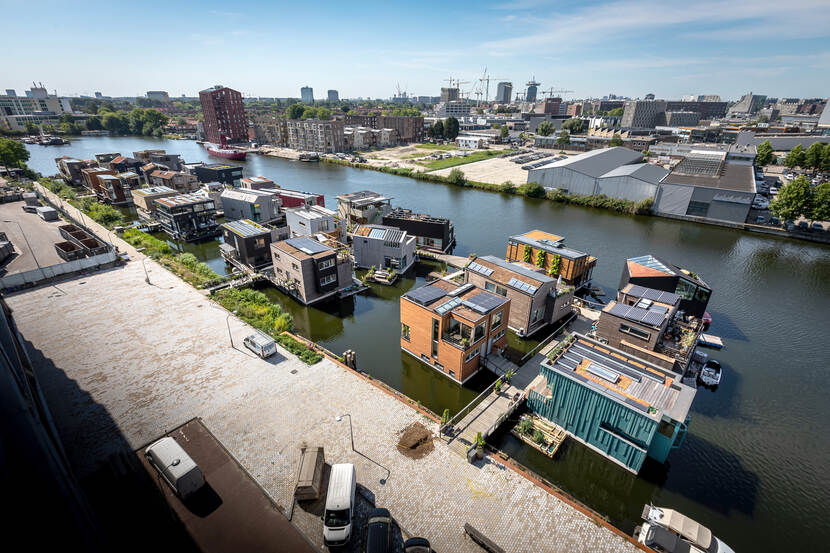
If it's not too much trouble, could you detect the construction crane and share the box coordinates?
[541,86,574,99]
[478,68,509,105]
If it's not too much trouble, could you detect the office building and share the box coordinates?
[270,236,354,305]
[0,84,72,131]
[665,100,727,119]
[526,80,540,103]
[495,82,512,104]
[505,230,596,287]
[199,85,248,144]
[665,111,701,127]
[728,93,766,115]
[301,86,314,103]
[327,90,339,102]
[400,281,510,384]
[465,255,574,337]
[621,100,667,128]
[351,224,416,273]
[527,333,695,474]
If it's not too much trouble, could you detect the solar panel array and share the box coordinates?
[467,262,494,277]
[627,284,679,305]
[435,297,462,315]
[507,277,538,294]
[285,237,330,255]
[462,292,506,314]
[368,228,387,239]
[608,303,666,327]
[383,229,405,245]
[405,285,447,306]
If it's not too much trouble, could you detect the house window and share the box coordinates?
[492,310,503,329]
[401,323,410,341]
[318,258,335,270]
[657,420,676,438]
[530,307,544,324]
[320,274,336,286]
[277,267,283,274]
[485,281,508,296]
[465,347,480,362]
[474,322,486,343]
[254,238,266,249]
[675,278,697,301]
[292,263,299,270]
[620,323,650,341]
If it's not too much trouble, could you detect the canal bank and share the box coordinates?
[24,136,830,553]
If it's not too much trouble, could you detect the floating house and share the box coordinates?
[505,230,596,287]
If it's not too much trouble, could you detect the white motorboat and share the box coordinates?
[635,505,735,553]
[698,360,722,387]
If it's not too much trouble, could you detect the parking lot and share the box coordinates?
[0,200,66,273]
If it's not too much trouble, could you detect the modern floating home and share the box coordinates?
[505,230,596,287]
[621,255,711,318]
[527,333,696,474]
[381,208,456,253]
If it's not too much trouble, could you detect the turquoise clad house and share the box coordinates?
[527,333,696,474]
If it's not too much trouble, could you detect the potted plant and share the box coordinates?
[460,337,470,348]
[475,432,485,459]
[504,369,515,384]
[494,378,502,394]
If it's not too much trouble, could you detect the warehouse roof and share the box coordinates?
[599,162,668,184]
[531,147,643,178]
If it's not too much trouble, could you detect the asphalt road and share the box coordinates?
[0,200,65,274]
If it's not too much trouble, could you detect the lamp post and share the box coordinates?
[135,248,151,284]
[1,220,40,270]
[335,414,355,452]
[225,310,238,348]
[335,413,390,484]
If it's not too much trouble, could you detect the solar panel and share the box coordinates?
[368,228,387,239]
[586,362,620,384]
[608,303,666,327]
[285,237,330,255]
[627,284,679,305]
[462,292,506,314]
[435,297,462,314]
[406,285,447,306]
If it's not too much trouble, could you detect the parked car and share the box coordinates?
[403,537,432,553]
[323,464,356,547]
[785,222,796,231]
[769,216,780,225]
[798,221,809,230]
[769,187,780,195]
[785,173,795,180]
[365,508,393,553]
[811,222,824,231]
[755,216,766,224]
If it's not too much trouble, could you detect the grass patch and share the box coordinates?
[122,228,172,256]
[275,334,323,365]
[415,143,457,151]
[420,149,502,171]
[40,177,125,228]
[121,228,225,288]
[546,189,654,215]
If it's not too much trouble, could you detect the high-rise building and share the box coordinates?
[526,79,540,103]
[621,100,666,128]
[327,89,339,102]
[199,85,248,144]
[543,97,562,115]
[440,87,459,102]
[729,93,767,115]
[301,86,314,103]
[0,84,72,132]
[495,82,512,104]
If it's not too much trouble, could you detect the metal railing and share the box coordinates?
[519,310,577,364]
[440,376,502,436]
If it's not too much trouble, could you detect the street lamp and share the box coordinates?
[135,248,151,284]
[335,413,390,484]
[1,220,40,270]
[335,414,355,452]
[225,310,238,348]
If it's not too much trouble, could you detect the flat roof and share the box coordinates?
[222,219,270,238]
[509,230,589,260]
[274,237,334,260]
[286,205,335,220]
[132,186,176,197]
[472,255,554,294]
[201,163,243,170]
[336,190,392,206]
[221,189,275,203]
[384,208,451,225]
[404,281,508,321]
[663,163,755,193]
[155,193,214,207]
[544,335,695,422]
[353,224,406,244]
[136,419,317,553]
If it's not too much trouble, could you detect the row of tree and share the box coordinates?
[285,104,332,120]
[21,107,171,137]
[770,176,830,223]
[426,117,459,140]
[755,140,830,171]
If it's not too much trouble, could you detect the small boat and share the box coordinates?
[702,311,712,329]
[205,133,246,160]
[635,505,735,553]
[299,152,319,162]
[698,360,722,387]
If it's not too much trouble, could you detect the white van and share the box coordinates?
[145,436,205,499]
[243,330,277,359]
[323,463,356,547]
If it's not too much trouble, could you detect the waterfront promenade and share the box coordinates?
[8,252,641,552]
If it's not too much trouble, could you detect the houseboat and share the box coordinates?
[635,505,735,553]
[205,134,246,160]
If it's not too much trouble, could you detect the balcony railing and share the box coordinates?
[442,332,468,350]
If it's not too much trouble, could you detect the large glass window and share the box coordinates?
[492,310,503,329]
[675,278,697,301]
[474,322,486,343]
[694,286,711,304]
[620,323,650,341]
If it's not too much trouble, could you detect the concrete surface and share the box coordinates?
[8,254,641,553]
[0,200,66,273]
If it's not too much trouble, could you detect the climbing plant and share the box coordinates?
[523,245,532,263]
[548,254,561,276]
[535,250,546,268]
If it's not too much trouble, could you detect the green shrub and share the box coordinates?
[518,418,533,435]
[213,288,294,336]
[535,250,546,268]
[275,334,323,365]
[533,430,545,445]
[523,245,532,263]
[517,181,546,198]
[447,168,466,185]
[122,228,172,256]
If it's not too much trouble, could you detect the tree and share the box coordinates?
[431,120,444,138]
[499,125,509,140]
[301,106,318,119]
[0,137,30,171]
[85,116,103,131]
[770,176,813,222]
[784,144,805,169]
[537,121,555,136]
[823,143,830,172]
[447,168,465,185]
[608,107,624,116]
[811,182,830,222]
[561,118,585,134]
[316,107,332,120]
[286,103,305,119]
[804,142,827,173]
[556,130,570,145]
[444,116,459,139]
[755,140,774,166]
[609,133,624,147]
[23,121,38,134]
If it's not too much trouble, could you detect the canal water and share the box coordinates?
[26,137,830,552]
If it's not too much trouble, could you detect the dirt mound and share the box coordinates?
[397,422,434,460]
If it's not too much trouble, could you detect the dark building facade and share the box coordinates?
[199,85,248,144]
[153,193,220,241]
[220,219,280,270]
[620,255,711,318]
[194,163,244,187]
[665,101,728,120]
[382,208,455,253]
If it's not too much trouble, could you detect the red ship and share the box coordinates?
[206,133,247,160]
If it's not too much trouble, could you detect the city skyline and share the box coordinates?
[3,0,830,100]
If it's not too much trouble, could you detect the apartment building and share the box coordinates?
[343,115,424,143]
[301,87,314,103]
[495,82,512,104]
[351,224,416,273]
[220,219,281,271]
[506,230,597,287]
[153,194,220,241]
[400,281,510,384]
[435,102,471,118]
[199,85,248,144]
[270,236,354,305]
[382,208,455,253]
[253,115,346,153]
[336,190,392,226]
[465,255,574,337]
[327,90,339,102]
[220,188,285,227]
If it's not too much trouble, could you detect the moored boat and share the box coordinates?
[698,360,722,387]
[205,134,246,160]
[635,505,735,553]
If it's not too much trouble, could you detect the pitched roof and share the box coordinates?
[473,255,554,291]
[532,147,643,178]
[599,162,668,184]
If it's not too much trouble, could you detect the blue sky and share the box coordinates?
[3,0,829,101]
